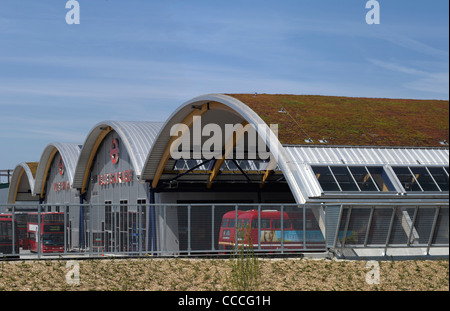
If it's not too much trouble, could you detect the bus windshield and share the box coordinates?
[42,233,64,246]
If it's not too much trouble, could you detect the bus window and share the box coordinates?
[272,220,291,230]
[228,219,235,228]
[292,219,303,230]
[261,219,270,229]
[237,219,250,229]
[221,219,228,228]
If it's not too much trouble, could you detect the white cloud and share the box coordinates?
[367,58,449,96]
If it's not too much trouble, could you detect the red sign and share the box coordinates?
[58,156,64,175]
[111,138,119,165]
[98,170,133,186]
[54,181,70,192]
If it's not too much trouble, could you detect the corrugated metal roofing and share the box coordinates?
[285,146,449,166]
[7,162,39,203]
[33,143,82,196]
[73,121,164,189]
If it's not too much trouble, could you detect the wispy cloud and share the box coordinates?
[367,58,449,96]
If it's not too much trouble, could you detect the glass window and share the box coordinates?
[221,219,228,228]
[410,167,440,191]
[272,219,291,229]
[330,167,359,191]
[292,219,303,230]
[44,213,64,222]
[260,219,271,229]
[349,167,378,191]
[428,167,449,191]
[368,167,395,192]
[393,167,422,191]
[237,219,250,229]
[228,219,235,228]
[312,166,340,191]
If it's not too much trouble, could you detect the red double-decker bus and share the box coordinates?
[0,216,19,256]
[27,212,65,253]
[218,209,325,251]
[1,213,30,250]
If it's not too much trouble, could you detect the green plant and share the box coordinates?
[226,223,261,291]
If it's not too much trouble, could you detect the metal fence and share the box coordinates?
[0,202,448,260]
[326,203,449,257]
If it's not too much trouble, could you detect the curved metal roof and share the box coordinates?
[7,162,39,203]
[33,142,82,196]
[141,94,309,204]
[73,121,164,192]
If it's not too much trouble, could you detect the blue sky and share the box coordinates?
[0,0,448,171]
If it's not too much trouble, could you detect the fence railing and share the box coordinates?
[326,203,449,257]
[0,202,448,260]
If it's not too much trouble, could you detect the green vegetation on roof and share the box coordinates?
[228,94,449,147]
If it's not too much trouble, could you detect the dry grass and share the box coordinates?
[0,257,448,291]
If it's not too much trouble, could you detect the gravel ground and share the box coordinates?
[0,257,448,291]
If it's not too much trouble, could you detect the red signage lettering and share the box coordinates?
[53,181,70,192]
[98,170,134,186]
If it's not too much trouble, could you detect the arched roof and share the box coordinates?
[7,162,39,204]
[33,142,82,197]
[73,121,164,193]
[141,94,309,204]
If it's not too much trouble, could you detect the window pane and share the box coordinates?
[261,219,271,229]
[410,167,439,191]
[331,166,359,191]
[368,167,395,192]
[393,167,422,192]
[312,166,340,191]
[428,167,449,191]
[349,167,378,191]
[330,167,359,191]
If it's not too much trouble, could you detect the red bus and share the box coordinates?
[27,212,65,253]
[0,216,19,256]
[218,210,325,251]
[0,213,30,250]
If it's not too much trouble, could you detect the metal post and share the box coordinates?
[340,207,352,255]
[11,205,16,256]
[364,206,375,247]
[384,207,397,256]
[211,205,215,252]
[280,205,284,254]
[333,205,344,250]
[138,204,142,256]
[149,187,157,256]
[426,206,441,256]
[235,205,238,253]
[303,204,306,250]
[38,206,41,259]
[89,204,93,257]
[188,205,191,256]
[258,204,261,251]
[64,205,67,254]
[407,206,419,247]
[163,205,167,253]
